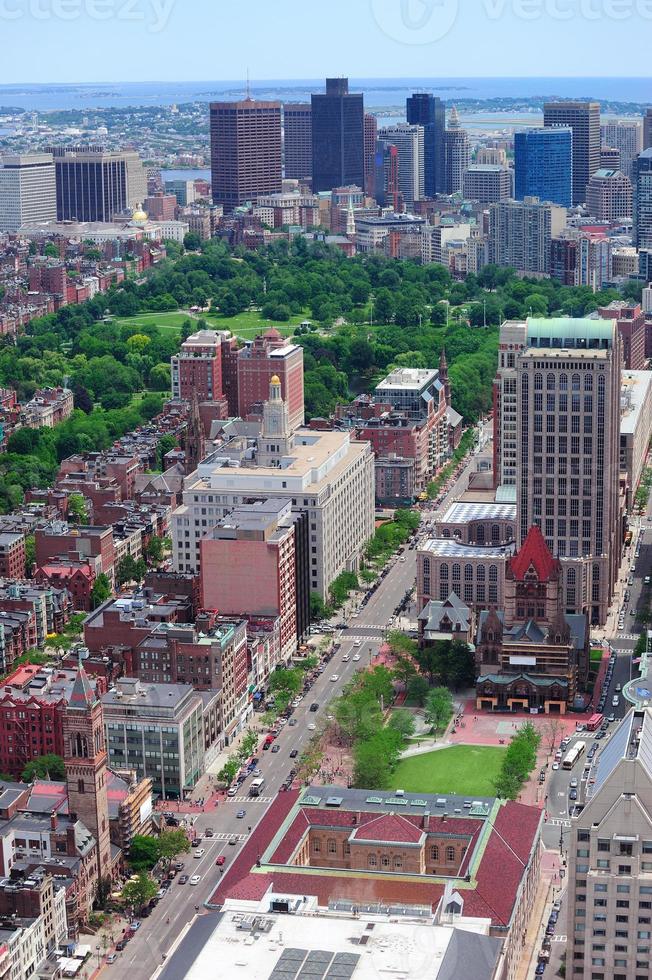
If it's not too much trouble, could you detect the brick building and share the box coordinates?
[0,533,25,580]
[236,329,304,430]
[35,522,115,581]
[597,300,647,370]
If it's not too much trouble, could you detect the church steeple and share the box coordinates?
[63,661,111,878]
[439,347,451,405]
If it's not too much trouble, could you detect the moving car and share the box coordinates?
[353,653,361,662]
[229,836,238,845]
[271,744,281,753]
[189,875,201,885]
[308,723,316,731]
[353,639,362,647]
[178,874,189,884]
[216,856,225,866]
[193,849,205,858]
[330,674,339,682]
[309,702,319,712]
[289,749,298,758]
[236,810,246,818]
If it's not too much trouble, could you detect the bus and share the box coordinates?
[249,777,265,797]
[586,713,604,732]
[562,741,586,770]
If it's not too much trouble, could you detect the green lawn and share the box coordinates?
[387,745,506,797]
[206,308,306,339]
[111,311,198,333]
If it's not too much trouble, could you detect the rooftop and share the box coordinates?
[526,317,615,349]
[620,370,652,436]
[160,906,502,980]
[439,501,516,525]
[421,540,513,560]
[376,368,438,391]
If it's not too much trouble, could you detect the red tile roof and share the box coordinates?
[351,813,424,844]
[213,794,541,931]
[508,525,560,582]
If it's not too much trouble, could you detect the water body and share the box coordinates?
[159,168,211,182]
[0,78,649,112]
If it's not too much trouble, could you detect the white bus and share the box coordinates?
[249,777,265,797]
[562,741,586,770]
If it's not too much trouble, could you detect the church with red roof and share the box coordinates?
[475,526,589,714]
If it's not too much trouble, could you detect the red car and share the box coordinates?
[216,856,225,866]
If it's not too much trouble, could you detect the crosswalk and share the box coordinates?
[227,795,274,804]
[206,832,248,842]
[548,818,571,828]
[342,635,384,644]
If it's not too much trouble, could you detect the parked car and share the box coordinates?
[116,940,129,951]
[107,953,118,963]
[178,874,189,884]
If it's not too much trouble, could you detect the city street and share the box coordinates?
[102,428,490,977]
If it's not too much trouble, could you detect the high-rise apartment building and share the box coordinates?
[543,101,601,206]
[494,316,622,625]
[514,128,573,207]
[0,153,57,232]
[443,107,470,195]
[45,145,146,222]
[171,328,228,402]
[585,169,633,222]
[311,78,364,193]
[363,112,377,198]
[567,707,652,980]
[634,148,652,249]
[462,164,513,203]
[377,123,424,207]
[374,140,400,210]
[236,328,304,431]
[600,118,643,180]
[488,197,567,275]
[599,146,621,169]
[210,99,282,211]
[406,92,446,197]
[643,107,652,150]
[283,103,312,181]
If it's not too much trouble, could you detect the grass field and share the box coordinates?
[206,308,306,339]
[111,308,305,341]
[387,745,506,797]
[111,311,198,333]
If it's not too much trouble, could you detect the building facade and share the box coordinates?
[463,165,513,204]
[311,78,364,193]
[543,101,601,206]
[635,148,652,250]
[406,92,446,197]
[514,128,573,208]
[210,100,282,211]
[443,108,470,196]
[283,103,312,181]
[489,197,567,275]
[236,329,304,430]
[0,154,57,232]
[46,145,146,222]
[377,124,424,208]
[585,169,633,221]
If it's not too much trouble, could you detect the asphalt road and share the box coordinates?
[102,426,491,977]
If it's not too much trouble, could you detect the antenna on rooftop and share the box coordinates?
[245,67,251,101]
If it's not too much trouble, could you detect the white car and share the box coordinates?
[352,654,361,662]
[353,639,362,647]
[308,723,316,731]
[330,674,339,682]
[189,875,201,885]
[193,849,205,858]
[399,556,407,562]
[552,762,560,770]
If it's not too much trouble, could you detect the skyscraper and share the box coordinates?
[283,103,312,180]
[311,78,364,193]
[406,92,446,196]
[568,707,652,980]
[514,128,573,207]
[634,148,652,249]
[543,101,601,206]
[585,169,633,222]
[374,140,400,210]
[443,107,470,195]
[644,107,652,150]
[600,118,643,180]
[496,316,622,625]
[210,99,282,211]
[377,123,424,208]
[0,153,57,231]
[363,112,378,198]
[488,197,567,275]
[45,145,146,222]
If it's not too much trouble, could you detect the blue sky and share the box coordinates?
[1,0,651,83]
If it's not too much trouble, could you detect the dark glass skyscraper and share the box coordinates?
[406,92,445,196]
[514,128,573,208]
[634,148,652,250]
[311,78,364,193]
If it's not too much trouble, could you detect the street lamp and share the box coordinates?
[96,944,102,968]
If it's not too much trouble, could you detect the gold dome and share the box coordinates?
[270,374,281,385]
[131,204,148,224]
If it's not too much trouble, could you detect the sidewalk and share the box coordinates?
[515,849,563,980]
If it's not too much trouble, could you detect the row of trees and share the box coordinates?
[387,631,476,700]
[494,722,542,800]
